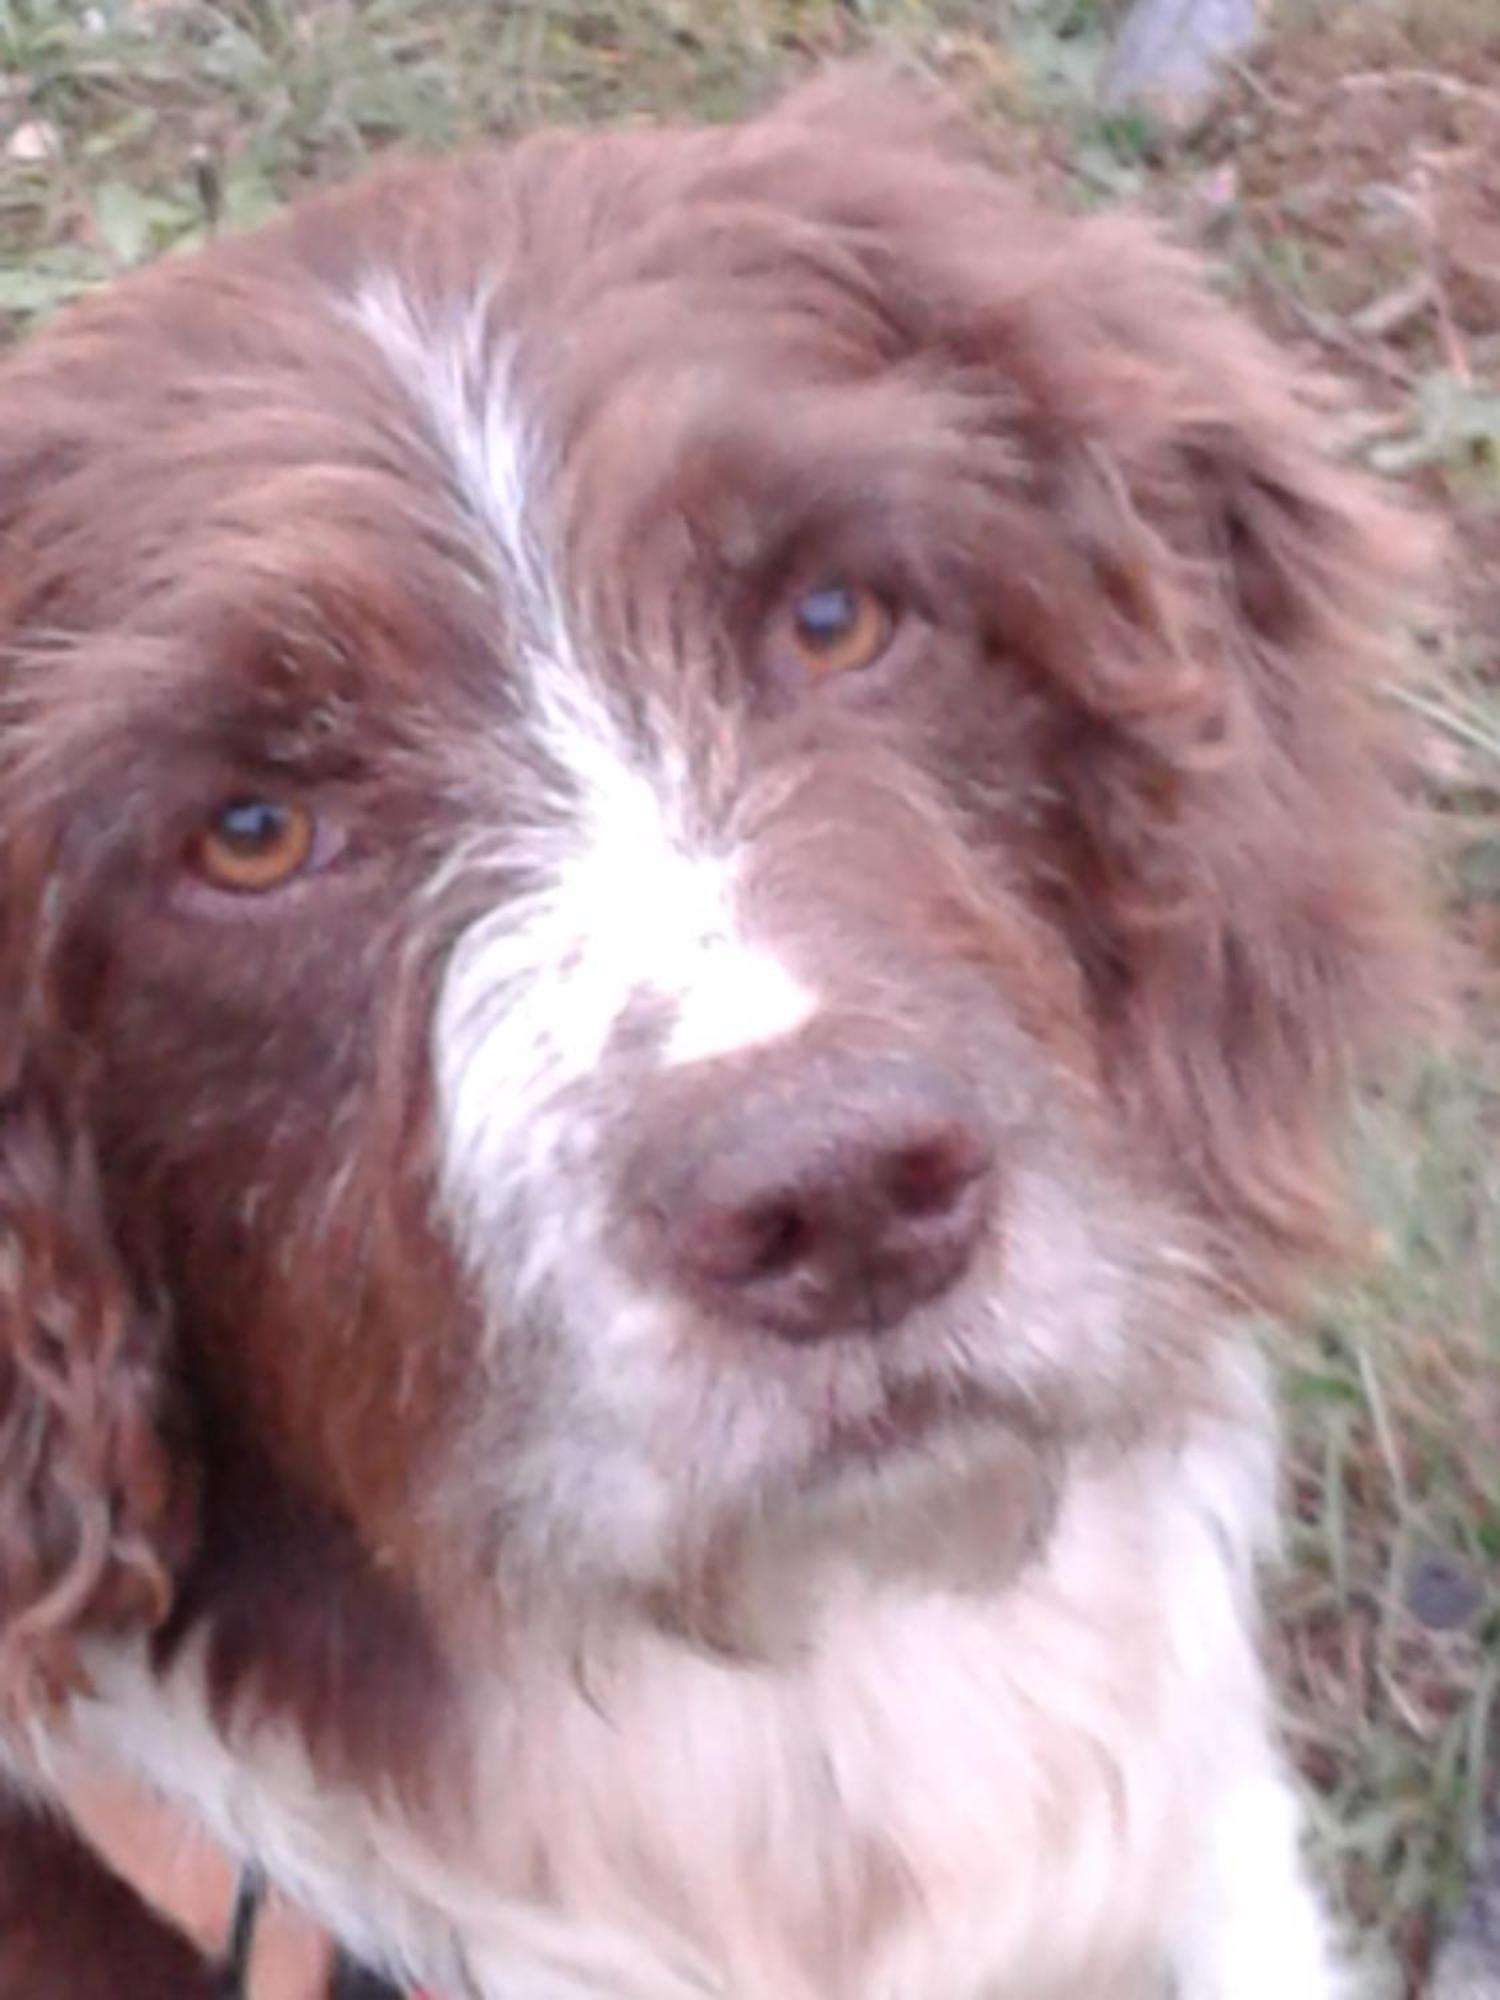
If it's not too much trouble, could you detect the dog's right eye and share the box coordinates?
[768,582,896,682]
[189,797,316,894]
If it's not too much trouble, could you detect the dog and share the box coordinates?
[0,69,1422,2000]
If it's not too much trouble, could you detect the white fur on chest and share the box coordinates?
[46,1393,1276,2000]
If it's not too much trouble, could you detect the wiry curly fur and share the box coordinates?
[0,69,1425,2000]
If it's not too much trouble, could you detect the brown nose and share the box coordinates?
[645,1051,995,1342]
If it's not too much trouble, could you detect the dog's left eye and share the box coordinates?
[189,797,316,894]
[780,583,895,679]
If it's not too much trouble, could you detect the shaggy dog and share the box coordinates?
[0,71,1420,2000]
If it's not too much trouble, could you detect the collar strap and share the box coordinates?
[216,1865,265,1998]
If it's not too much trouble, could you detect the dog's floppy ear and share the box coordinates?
[0,923,191,1711]
[0,538,194,1716]
[966,207,1433,1297]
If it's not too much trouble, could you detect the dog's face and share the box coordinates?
[0,79,1414,1696]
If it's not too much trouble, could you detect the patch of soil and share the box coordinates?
[1223,8,1500,675]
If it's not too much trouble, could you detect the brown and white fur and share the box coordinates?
[0,71,1423,2000]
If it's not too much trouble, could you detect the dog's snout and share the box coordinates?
[651,1052,995,1341]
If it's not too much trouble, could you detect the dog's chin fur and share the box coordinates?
[0,61,1424,2000]
[45,1351,1284,2000]
[593,1417,1068,1666]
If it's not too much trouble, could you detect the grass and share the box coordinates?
[0,0,1157,330]
[1276,1050,1500,1982]
[3,0,1497,1986]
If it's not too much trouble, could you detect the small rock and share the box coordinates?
[1102,0,1263,134]
[1432,1815,1500,2000]
[1405,1548,1483,1632]
[5,118,59,164]
[1435,1944,1500,2000]
[1181,162,1241,243]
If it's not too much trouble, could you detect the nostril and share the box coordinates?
[741,1199,814,1281]
[882,1130,991,1219]
[682,1198,814,1288]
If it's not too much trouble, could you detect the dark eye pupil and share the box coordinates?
[794,587,856,645]
[215,800,286,851]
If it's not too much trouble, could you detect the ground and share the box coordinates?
[1,2,1496,1993]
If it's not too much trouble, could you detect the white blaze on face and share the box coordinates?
[350,273,818,1273]
[432,736,818,1232]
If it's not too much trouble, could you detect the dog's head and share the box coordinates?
[0,76,1421,1705]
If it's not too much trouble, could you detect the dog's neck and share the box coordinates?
[46,1373,1268,2000]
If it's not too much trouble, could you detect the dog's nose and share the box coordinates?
[654,1052,994,1341]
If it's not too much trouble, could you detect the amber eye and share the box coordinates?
[191,798,315,893]
[785,583,894,677]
